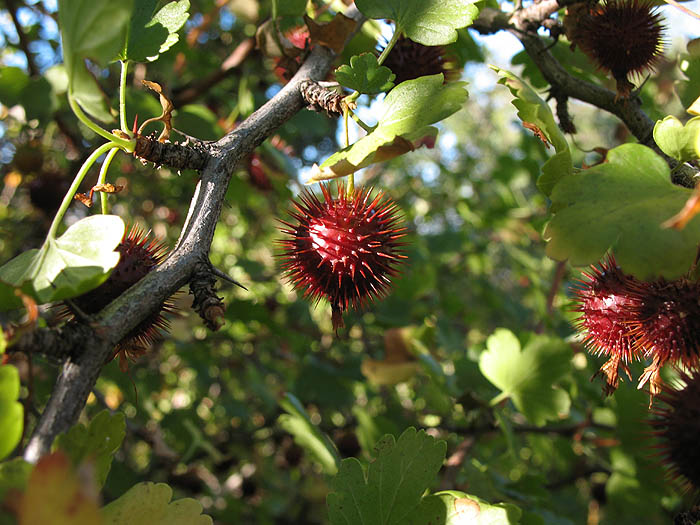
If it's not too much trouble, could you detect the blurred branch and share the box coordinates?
[4,0,39,77]
[19,3,365,464]
[172,38,256,108]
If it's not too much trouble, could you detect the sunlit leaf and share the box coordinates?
[653,115,700,162]
[312,74,466,180]
[335,53,395,94]
[544,144,700,280]
[0,366,23,461]
[54,410,126,489]
[479,329,571,426]
[327,427,446,525]
[120,0,190,62]
[58,0,134,121]
[0,215,125,307]
[407,490,522,524]
[491,66,573,196]
[102,482,212,525]
[278,393,340,475]
[355,0,479,45]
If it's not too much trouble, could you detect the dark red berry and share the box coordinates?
[58,225,175,370]
[278,183,407,330]
[569,0,666,97]
[247,153,272,191]
[381,36,458,85]
[649,368,700,495]
[571,255,643,394]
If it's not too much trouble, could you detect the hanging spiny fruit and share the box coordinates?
[57,225,175,371]
[568,0,666,97]
[381,35,458,85]
[649,368,700,495]
[629,278,700,398]
[278,183,407,331]
[571,255,643,394]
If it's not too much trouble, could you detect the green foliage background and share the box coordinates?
[0,0,697,523]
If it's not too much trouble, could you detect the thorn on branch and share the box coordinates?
[189,260,227,331]
[299,80,346,117]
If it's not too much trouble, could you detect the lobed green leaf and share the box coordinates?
[653,115,700,162]
[0,215,125,307]
[491,66,573,196]
[335,53,395,94]
[407,490,522,524]
[479,329,571,426]
[355,0,479,46]
[102,482,213,525]
[58,0,134,121]
[311,74,467,181]
[0,366,23,461]
[327,427,446,525]
[54,409,126,488]
[120,0,190,62]
[543,144,700,280]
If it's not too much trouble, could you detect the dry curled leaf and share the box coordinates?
[523,121,550,148]
[139,80,174,142]
[304,13,357,53]
[74,193,93,207]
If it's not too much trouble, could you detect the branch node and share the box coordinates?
[189,260,227,331]
[299,80,345,117]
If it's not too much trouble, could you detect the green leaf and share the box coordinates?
[335,53,395,94]
[653,115,700,162]
[543,144,700,280]
[121,0,190,62]
[0,457,33,502]
[274,0,307,17]
[58,0,134,121]
[407,490,522,524]
[54,410,126,488]
[0,327,5,355]
[278,393,340,475]
[0,67,30,107]
[311,74,467,181]
[327,427,447,525]
[0,366,23,461]
[479,329,571,426]
[0,215,125,306]
[355,0,479,45]
[491,66,573,196]
[102,482,213,525]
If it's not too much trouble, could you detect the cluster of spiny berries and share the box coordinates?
[573,255,700,397]
[567,0,666,98]
[58,225,174,372]
[278,183,407,331]
[573,255,700,494]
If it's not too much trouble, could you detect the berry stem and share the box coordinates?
[46,142,116,241]
[68,94,135,152]
[98,146,120,215]
[343,106,354,199]
[119,60,129,134]
[377,27,401,66]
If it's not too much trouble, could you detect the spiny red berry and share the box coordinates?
[278,183,407,331]
[381,36,458,85]
[629,278,700,398]
[649,368,700,495]
[569,0,666,97]
[58,225,175,371]
[571,255,643,394]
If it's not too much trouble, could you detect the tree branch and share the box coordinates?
[473,4,698,186]
[19,4,364,464]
